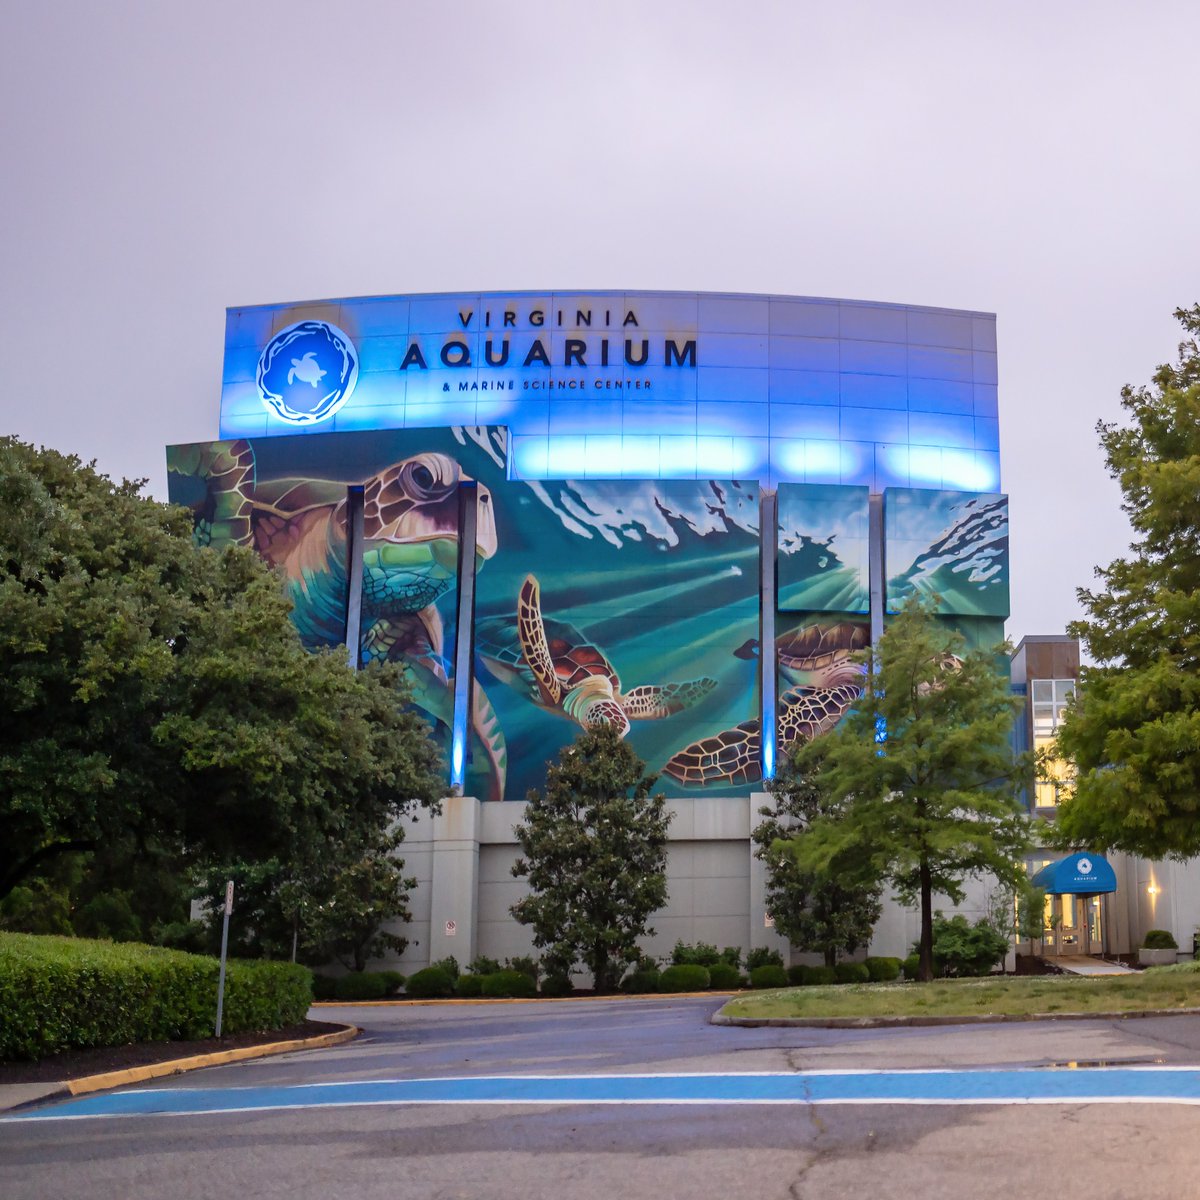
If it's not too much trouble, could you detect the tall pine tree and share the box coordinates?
[789,598,1032,981]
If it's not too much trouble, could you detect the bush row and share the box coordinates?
[315,950,906,1002]
[0,933,312,1061]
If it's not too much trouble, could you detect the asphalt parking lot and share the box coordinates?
[4,996,1200,1199]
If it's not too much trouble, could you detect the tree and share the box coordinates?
[1056,306,1200,858]
[194,826,416,972]
[0,437,444,904]
[753,755,883,967]
[790,597,1033,981]
[511,726,671,991]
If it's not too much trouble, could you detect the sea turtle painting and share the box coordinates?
[476,574,718,738]
[661,620,869,788]
[168,438,507,799]
[287,351,326,387]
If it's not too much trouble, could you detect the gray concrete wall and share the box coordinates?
[382,794,1200,978]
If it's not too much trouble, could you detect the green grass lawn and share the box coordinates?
[718,962,1200,1021]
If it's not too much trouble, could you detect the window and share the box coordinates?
[1031,678,1074,737]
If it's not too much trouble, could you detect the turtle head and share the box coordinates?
[363,452,496,566]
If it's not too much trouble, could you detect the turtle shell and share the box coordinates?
[476,615,618,695]
[777,621,869,670]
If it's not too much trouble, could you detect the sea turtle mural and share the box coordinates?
[167,438,507,800]
[476,574,718,738]
[661,620,869,788]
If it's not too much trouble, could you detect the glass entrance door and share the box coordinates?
[1056,894,1083,955]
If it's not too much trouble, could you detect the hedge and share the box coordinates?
[864,956,902,982]
[706,961,744,990]
[658,963,710,992]
[404,966,455,999]
[1143,929,1178,950]
[0,932,312,1062]
[480,970,537,999]
[748,964,788,989]
[833,962,870,984]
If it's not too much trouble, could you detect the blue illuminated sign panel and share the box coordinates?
[221,290,1000,493]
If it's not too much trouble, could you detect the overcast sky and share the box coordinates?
[2,1,1196,643]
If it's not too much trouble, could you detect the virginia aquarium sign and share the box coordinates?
[219,288,1003,494]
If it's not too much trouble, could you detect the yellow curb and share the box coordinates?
[65,1025,360,1097]
[312,991,738,1007]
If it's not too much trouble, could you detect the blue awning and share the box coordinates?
[1030,853,1117,896]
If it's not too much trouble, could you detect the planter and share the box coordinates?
[1137,947,1177,967]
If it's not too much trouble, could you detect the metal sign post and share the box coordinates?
[215,880,233,1038]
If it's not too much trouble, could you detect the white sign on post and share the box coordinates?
[764,914,775,929]
[444,920,457,937]
[224,880,235,916]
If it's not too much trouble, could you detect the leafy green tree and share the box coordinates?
[511,726,671,991]
[0,437,443,904]
[790,597,1033,981]
[194,827,416,972]
[1056,307,1200,858]
[754,756,883,967]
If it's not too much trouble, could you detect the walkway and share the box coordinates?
[1055,956,1138,976]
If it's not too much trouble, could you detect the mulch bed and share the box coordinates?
[0,1020,348,1085]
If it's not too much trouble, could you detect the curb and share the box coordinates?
[711,1006,1200,1029]
[5,1024,360,1111]
[313,991,735,1007]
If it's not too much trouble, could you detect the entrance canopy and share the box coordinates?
[1031,853,1117,896]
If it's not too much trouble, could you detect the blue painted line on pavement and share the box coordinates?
[8,1069,1200,1121]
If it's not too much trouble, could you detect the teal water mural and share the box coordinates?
[884,488,1009,617]
[475,478,762,799]
[777,484,870,614]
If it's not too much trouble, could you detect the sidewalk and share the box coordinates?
[0,1024,358,1114]
[1055,956,1138,977]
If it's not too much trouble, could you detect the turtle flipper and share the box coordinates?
[778,681,863,750]
[517,574,562,708]
[662,720,762,787]
[621,678,718,721]
[469,682,507,802]
[168,438,256,548]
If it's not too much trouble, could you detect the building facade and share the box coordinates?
[169,289,1013,972]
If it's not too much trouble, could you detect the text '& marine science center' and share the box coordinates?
[168,289,1011,971]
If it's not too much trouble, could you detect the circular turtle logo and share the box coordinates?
[257,320,358,425]
[1076,857,1093,875]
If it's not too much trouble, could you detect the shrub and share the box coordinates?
[833,962,870,985]
[404,966,455,999]
[507,955,539,983]
[803,965,837,986]
[480,970,538,999]
[901,953,921,979]
[455,973,484,997]
[620,967,660,994]
[0,933,312,1061]
[334,971,390,1001]
[864,956,902,982]
[745,947,785,972]
[706,961,743,990]
[377,970,405,996]
[1143,929,1178,950]
[720,947,743,969]
[539,974,574,997]
[921,914,1010,977]
[748,964,788,989]
[786,964,808,986]
[658,964,710,992]
[312,973,338,1001]
[468,955,502,976]
[671,940,720,966]
[431,956,460,980]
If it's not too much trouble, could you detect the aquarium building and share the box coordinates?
[170,289,1012,971]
